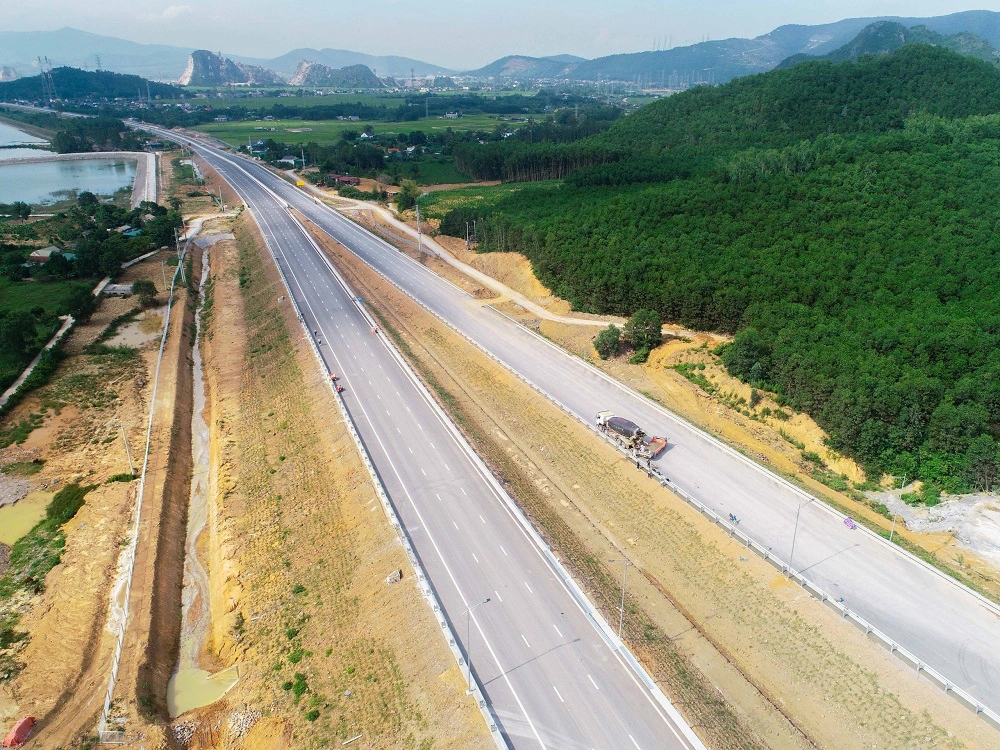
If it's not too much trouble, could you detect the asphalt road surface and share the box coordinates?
[182,138,1000,718]
[170,137,703,749]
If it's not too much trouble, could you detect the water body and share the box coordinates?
[167,249,239,718]
[0,120,48,148]
[0,121,134,205]
[0,491,52,546]
[0,158,136,206]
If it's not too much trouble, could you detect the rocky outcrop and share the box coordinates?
[178,50,283,86]
[288,61,383,88]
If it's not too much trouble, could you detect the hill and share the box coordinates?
[236,48,452,78]
[464,9,1000,85]
[604,45,1000,154]
[179,50,284,86]
[0,28,450,82]
[0,27,192,81]
[288,61,383,88]
[778,21,999,68]
[443,45,1000,490]
[463,54,581,79]
[0,67,184,101]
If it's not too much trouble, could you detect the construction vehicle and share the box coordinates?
[596,411,667,459]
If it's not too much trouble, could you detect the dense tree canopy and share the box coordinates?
[438,46,1000,490]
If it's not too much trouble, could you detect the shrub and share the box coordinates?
[623,309,662,351]
[305,709,320,722]
[594,324,621,359]
[131,279,157,307]
[47,483,96,525]
[628,346,651,364]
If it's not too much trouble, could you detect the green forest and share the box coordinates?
[440,45,1000,492]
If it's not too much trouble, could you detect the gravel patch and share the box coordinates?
[0,474,30,508]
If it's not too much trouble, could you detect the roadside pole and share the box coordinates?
[463,598,492,693]
[609,558,631,641]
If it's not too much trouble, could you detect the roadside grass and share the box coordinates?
[233,219,437,743]
[409,158,473,186]
[330,238,771,749]
[0,459,45,476]
[0,483,95,598]
[419,181,556,220]
[159,91,533,110]
[195,114,519,147]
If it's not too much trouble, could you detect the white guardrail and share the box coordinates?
[325,212,1000,731]
[98,240,192,744]
[260,207,510,748]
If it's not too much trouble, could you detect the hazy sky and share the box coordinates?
[3,1,997,68]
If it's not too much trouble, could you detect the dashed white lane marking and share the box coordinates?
[553,685,564,703]
[453,521,459,530]
[495,590,503,602]
[473,553,479,563]
[461,487,467,496]
[420,468,426,476]
[553,624,562,638]
[629,735,642,749]
[408,446,413,454]
[499,545,508,557]
[588,674,599,690]
[444,463,451,472]
[524,582,533,594]
[479,515,486,523]
[521,634,530,648]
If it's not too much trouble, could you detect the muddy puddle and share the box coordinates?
[105,305,167,348]
[167,248,238,718]
[0,490,52,545]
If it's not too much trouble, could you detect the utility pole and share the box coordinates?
[788,498,816,576]
[119,419,135,474]
[161,259,167,290]
[463,598,491,693]
[608,557,632,641]
[416,197,422,254]
[889,514,899,543]
[174,229,187,285]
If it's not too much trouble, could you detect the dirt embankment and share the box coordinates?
[0,253,189,748]
[307,223,1000,750]
[166,212,489,748]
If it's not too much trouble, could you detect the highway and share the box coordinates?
[150,132,1000,722]
[166,135,703,749]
